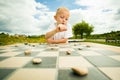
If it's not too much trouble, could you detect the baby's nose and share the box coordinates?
[63,19,65,22]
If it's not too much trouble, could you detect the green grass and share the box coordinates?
[84,39,120,47]
[0,37,46,46]
[0,35,120,47]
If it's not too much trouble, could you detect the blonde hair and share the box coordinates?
[55,7,70,16]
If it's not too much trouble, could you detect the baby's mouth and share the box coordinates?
[62,23,65,25]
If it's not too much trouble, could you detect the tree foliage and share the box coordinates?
[72,20,94,39]
[87,31,120,39]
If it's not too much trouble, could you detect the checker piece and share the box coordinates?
[32,58,42,64]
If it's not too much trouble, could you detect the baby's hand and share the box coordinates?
[57,24,67,32]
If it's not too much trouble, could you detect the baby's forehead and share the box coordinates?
[58,10,69,14]
[59,13,69,17]
[57,11,70,17]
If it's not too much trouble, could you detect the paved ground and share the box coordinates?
[0,42,120,80]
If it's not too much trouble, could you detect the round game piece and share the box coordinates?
[50,47,58,50]
[32,45,35,47]
[74,44,76,46]
[86,45,90,47]
[58,24,67,31]
[24,43,28,45]
[32,58,42,64]
[51,47,54,50]
[54,44,58,47]
[24,50,31,55]
[66,50,71,55]
[71,66,88,76]
[78,48,82,50]
[14,45,18,47]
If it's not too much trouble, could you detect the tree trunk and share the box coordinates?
[80,34,83,39]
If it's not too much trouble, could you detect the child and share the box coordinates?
[45,7,73,44]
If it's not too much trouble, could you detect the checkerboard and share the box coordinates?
[0,42,120,80]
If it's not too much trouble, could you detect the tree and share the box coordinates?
[72,20,94,39]
[85,25,94,38]
[72,24,79,38]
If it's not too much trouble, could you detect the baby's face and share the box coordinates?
[55,11,69,25]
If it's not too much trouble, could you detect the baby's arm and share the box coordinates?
[46,38,68,44]
[45,24,67,39]
[45,29,57,39]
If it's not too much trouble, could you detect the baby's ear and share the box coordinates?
[54,16,56,20]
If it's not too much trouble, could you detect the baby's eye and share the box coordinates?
[60,16,64,18]
[66,18,68,20]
